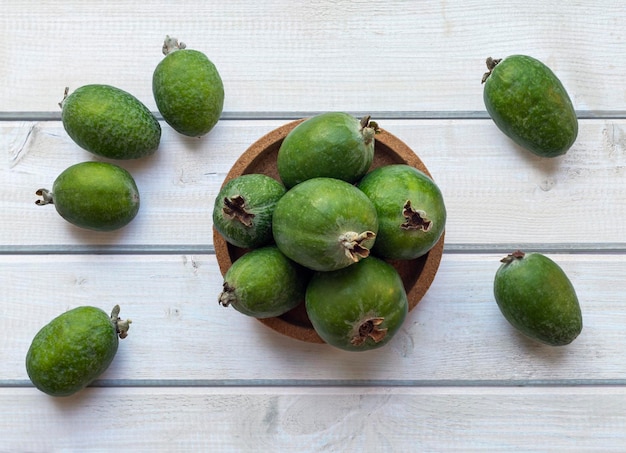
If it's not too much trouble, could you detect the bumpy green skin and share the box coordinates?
[219,246,310,318]
[277,112,376,188]
[61,84,161,160]
[153,49,224,137]
[26,306,120,396]
[305,256,408,351]
[49,161,140,231]
[272,177,378,272]
[213,174,286,249]
[357,164,446,260]
[483,55,578,157]
[493,252,583,346]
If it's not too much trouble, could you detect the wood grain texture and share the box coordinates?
[3,387,626,451]
[1,253,624,384]
[3,0,626,450]
[3,118,626,249]
[2,1,625,113]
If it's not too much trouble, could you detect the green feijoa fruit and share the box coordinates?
[36,161,140,232]
[276,112,379,188]
[493,251,582,346]
[357,164,446,260]
[26,305,131,397]
[272,177,378,272]
[152,36,224,137]
[213,174,286,249]
[219,246,310,318]
[60,84,161,160]
[305,256,408,351]
[482,55,578,157]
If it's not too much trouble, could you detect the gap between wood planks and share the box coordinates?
[4,378,626,388]
[1,243,626,255]
[3,110,626,122]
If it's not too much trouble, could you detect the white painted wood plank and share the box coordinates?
[2,253,623,384]
[3,2,626,448]
[2,118,626,248]
[2,1,625,113]
[1,119,274,249]
[4,386,626,451]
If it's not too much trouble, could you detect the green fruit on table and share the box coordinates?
[482,55,578,157]
[305,256,408,351]
[36,161,140,232]
[26,305,131,397]
[152,36,224,137]
[493,250,583,346]
[272,177,378,272]
[213,174,286,249]
[357,164,446,260]
[60,84,161,160]
[219,246,309,318]
[276,112,379,188]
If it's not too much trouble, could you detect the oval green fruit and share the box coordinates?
[213,174,286,249]
[357,164,446,260]
[305,256,408,351]
[482,55,578,157]
[152,36,225,137]
[277,112,379,188]
[219,246,310,318]
[493,250,582,346]
[36,161,140,232]
[61,84,161,160]
[26,305,131,397]
[272,177,378,272]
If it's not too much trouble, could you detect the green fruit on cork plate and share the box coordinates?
[305,256,408,351]
[357,164,446,260]
[153,36,224,137]
[213,174,286,249]
[272,177,378,272]
[482,55,578,157]
[26,305,131,397]
[276,112,379,188]
[493,251,582,346]
[219,246,310,318]
[60,84,161,160]
[36,161,140,232]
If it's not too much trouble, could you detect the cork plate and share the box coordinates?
[213,119,445,344]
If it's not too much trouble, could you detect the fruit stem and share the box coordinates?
[222,195,255,227]
[360,115,380,146]
[162,35,186,56]
[218,282,236,308]
[58,87,69,109]
[401,200,432,231]
[35,189,54,206]
[111,305,132,339]
[351,316,387,346]
[481,57,502,84]
[339,231,376,262]
[500,250,525,264]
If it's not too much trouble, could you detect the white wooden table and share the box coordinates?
[3,1,626,450]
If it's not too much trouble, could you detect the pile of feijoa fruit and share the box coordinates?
[28,42,586,398]
[213,112,447,351]
[214,54,585,351]
[36,36,224,233]
[27,36,225,397]
[482,55,582,346]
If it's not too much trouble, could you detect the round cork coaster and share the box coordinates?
[213,118,445,344]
